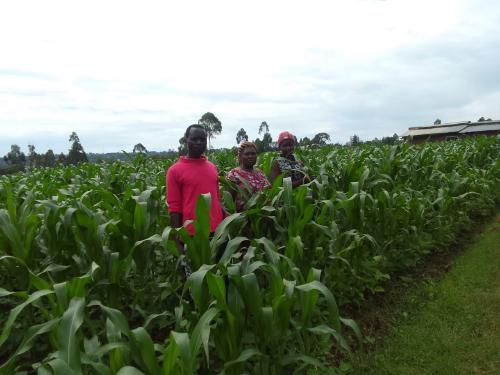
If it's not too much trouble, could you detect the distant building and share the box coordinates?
[400,120,500,144]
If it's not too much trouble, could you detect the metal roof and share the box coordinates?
[459,123,500,133]
[401,124,469,137]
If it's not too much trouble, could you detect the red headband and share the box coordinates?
[277,131,295,146]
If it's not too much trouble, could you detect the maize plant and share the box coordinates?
[0,136,498,373]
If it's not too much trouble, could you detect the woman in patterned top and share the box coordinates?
[270,131,309,188]
[226,141,270,212]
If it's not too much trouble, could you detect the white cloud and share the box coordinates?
[0,0,499,154]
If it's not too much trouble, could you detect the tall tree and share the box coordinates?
[434,118,442,125]
[381,133,399,145]
[299,137,311,146]
[28,144,39,167]
[261,132,273,152]
[349,134,361,147]
[43,149,56,167]
[3,144,26,165]
[258,121,269,135]
[198,112,222,149]
[236,128,249,144]
[67,132,88,165]
[133,143,148,154]
[311,132,330,146]
[57,153,67,165]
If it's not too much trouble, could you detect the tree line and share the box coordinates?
[3,111,403,172]
[178,112,336,155]
[2,132,88,168]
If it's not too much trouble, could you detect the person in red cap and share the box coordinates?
[270,131,309,188]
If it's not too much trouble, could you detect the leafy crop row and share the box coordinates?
[0,137,498,374]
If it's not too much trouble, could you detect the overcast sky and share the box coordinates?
[1,0,499,155]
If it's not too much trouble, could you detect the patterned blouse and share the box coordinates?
[226,167,270,211]
[274,155,304,184]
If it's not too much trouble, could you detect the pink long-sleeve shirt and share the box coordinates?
[166,156,224,235]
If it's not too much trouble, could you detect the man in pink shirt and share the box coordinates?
[166,124,224,241]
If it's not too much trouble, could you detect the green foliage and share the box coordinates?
[199,112,222,149]
[3,144,26,166]
[0,137,498,373]
[67,132,88,165]
[311,132,330,146]
[236,128,248,144]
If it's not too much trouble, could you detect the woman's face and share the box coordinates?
[279,139,295,157]
[239,147,257,169]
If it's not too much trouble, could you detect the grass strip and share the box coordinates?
[350,215,500,375]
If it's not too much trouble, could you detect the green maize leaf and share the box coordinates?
[0,288,20,298]
[0,289,54,347]
[185,264,215,310]
[272,294,293,334]
[191,307,220,367]
[170,332,192,373]
[130,327,161,375]
[53,282,68,314]
[340,317,363,343]
[115,366,146,375]
[66,262,99,299]
[161,226,179,257]
[46,358,80,375]
[57,297,85,371]
[91,342,129,359]
[307,324,349,352]
[63,207,77,229]
[137,188,155,203]
[133,201,148,238]
[285,236,304,262]
[254,237,279,266]
[36,365,52,375]
[143,311,173,330]
[296,281,341,332]
[97,219,121,244]
[307,268,321,282]
[109,343,125,372]
[221,189,236,213]
[211,212,243,247]
[133,233,162,248]
[0,209,23,258]
[0,255,31,291]
[206,273,226,308]
[280,353,325,370]
[268,174,283,197]
[0,318,60,372]
[218,236,247,265]
[79,357,112,375]
[162,335,180,375]
[283,279,296,299]
[88,300,131,336]
[240,273,262,317]
[260,307,274,343]
[194,194,211,240]
[282,177,293,208]
[3,183,16,221]
[38,263,70,275]
[222,348,261,372]
[246,260,267,275]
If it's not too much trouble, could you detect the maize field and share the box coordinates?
[0,137,499,374]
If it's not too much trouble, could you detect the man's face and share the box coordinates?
[186,127,207,157]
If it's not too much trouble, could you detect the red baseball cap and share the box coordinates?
[277,131,295,146]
